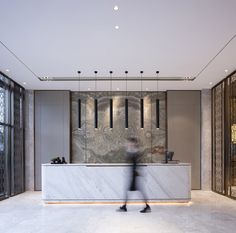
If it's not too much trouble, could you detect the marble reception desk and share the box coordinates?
[42,163,191,203]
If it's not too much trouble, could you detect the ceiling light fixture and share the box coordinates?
[5,69,10,72]
[125,71,128,129]
[94,71,98,129]
[156,71,160,129]
[23,82,27,85]
[77,71,81,129]
[140,71,144,129]
[114,5,119,11]
[109,71,113,129]
[39,75,196,82]
[225,69,228,73]
[115,25,119,29]
[209,82,213,85]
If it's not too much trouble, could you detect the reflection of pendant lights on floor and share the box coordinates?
[77,71,81,129]
[156,71,160,129]
[94,71,98,129]
[125,71,128,129]
[109,71,113,129]
[140,71,144,129]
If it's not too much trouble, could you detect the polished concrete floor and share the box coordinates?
[0,191,236,233]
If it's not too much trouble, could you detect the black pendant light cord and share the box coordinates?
[125,71,128,97]
[110,71,113,98]
[94,70,98,101]
[140,71,143,98]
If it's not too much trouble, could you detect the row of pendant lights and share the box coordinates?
[77,71,160,129]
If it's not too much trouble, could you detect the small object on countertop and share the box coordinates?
[61,157,67,164]
[51,157,61,164]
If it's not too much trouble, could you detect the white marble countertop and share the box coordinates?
[42,162,191,202]
[42,163,191,166]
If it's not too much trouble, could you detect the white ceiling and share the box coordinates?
[0,0,236,91]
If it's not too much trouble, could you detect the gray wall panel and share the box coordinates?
[24,90,34,191]
[201,90,212,190]
[167,91,201,189]
[35,91,70,190]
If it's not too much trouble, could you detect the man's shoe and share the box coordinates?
[117,205,127,212]
[140,204,151,213]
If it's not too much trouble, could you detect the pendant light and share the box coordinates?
[156,71,160,129]
[125,71,128,129]
[109,71,113,129]
[94,71,98,129]
[77,71,81,128]
[140,71,144,129]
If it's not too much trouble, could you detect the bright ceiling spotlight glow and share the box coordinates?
[5,69,10,72]
[146,88,149,91]
[23,82,27,85]
[115,25,119,29]
[225,69,228,73]
[116,87,119,90]
[209,82,213,85]
[88,88,91,91]
[114,5,119,11]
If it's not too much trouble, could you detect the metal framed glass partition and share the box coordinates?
[212,82,225,194]
[212,71,236,199]
[0,72,24,200]
[229,74,236,198]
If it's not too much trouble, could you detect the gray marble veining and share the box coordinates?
[71,92,166,163]
[42,163,191,202]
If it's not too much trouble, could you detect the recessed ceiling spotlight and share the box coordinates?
[23,82,27,85]
[146,88,149,91]
[114,5,119,11]
[225,69,228,73]
[88,88,91,91]
[5,69,10,72]
[209,82,213,85]
[116,87,120,91]
[115,25,119,29]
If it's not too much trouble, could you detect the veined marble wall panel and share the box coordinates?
[71,92,166,163]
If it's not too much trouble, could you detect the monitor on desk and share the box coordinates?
[165,151,174,162]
